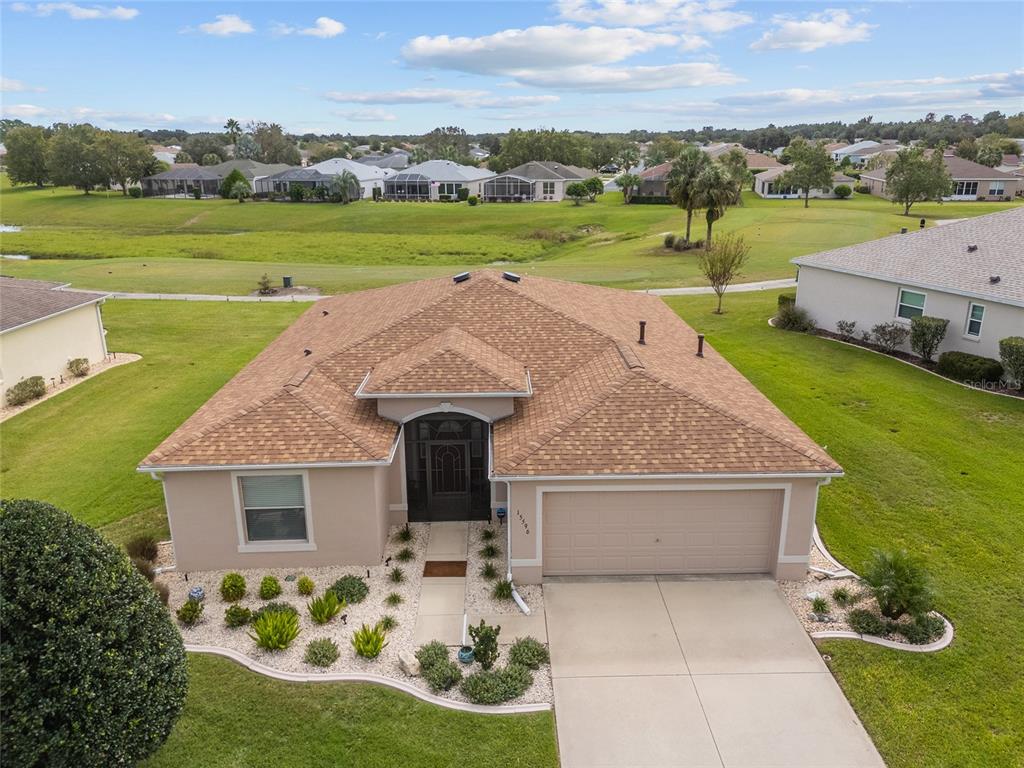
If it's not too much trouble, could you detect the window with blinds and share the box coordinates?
[239,475,307,542]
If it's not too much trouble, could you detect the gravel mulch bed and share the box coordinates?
[464,521,545,617]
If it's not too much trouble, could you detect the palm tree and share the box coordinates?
[616,145,640,174]
[614,172,643,204]
[718,148,751,205]
[330,171,361,204]
[666,145,710,245]
[229,180,249,203]
[223,118,241,146]
[693,163,733,250]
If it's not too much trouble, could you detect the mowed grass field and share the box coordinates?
[2,178,1019,294]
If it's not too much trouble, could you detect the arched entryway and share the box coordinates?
[405,413,491,522]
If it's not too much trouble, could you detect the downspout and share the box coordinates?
[501,479,531,616]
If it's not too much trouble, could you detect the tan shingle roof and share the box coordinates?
[142,272,841,476]
[0,279,107,333]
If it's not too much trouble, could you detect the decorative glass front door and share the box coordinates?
[406,414,490,521]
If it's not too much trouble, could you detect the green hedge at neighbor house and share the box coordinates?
[936,351,1004,385]
[5,376,46,407]
[999,336,1024,385]
[777,292,796,309]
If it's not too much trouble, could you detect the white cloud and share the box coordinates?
[751,9,874,53]
[198,14,253,36]
[334,108,398,122]
[12,2,138,20]
[555,0,752,33]
[853,70,1022,89]
[678,33,710,52]
[275,16,345,38]
[1,77,46,93]
[1,103,50,118]
[325,88,561,109]
[509,62,742,91]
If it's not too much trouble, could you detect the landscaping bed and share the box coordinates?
[464,520,544,616]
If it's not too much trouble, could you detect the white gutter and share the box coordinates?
[494,470,843,482]
[501,478,531,616]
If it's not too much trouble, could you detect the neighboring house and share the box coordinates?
[208,159,293,187]
[382,160,494,201]
[481,161,594,202]
[253,167,334,197]
[635,161,673,201]
[860,155,1020,201]
[139,270,843,580]
[0,278,108,401]
[141,165,221,197]
[754,168,855,199]
[307,157,393,198]
[832,140,880,164]
[824,142,849,154]
[357,151,410,171]
[469,144,491,161]
[150,144,181,165]
[996,154,1023,182]
[793,208,1024,362]
[743,150,782,171]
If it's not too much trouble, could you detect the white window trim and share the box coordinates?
[963,302,985,341]
[896,287,927,323]
[231,469,317,553]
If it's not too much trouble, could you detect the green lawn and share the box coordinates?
[0,300,305,543]
[2,179,1019,294]
[667,291,1024,768]
[143,654,558,768]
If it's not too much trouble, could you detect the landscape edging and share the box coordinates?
[184,644,552,714]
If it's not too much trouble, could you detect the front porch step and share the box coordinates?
[425,522,469,561]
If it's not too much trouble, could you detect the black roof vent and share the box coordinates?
[502,271,521,283]
[990,275,1001,284]
[303,348,312,356]
[453,272,471,284]
[967,244,978,253]
[321,310,329,316]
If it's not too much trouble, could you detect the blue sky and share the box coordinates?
[2,1,1022,134]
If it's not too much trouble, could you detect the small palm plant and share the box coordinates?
[250,610,300,651]
[229,180,250,203]
[861,549,935,620]
[351,623,388,659]
[307,590,345,625]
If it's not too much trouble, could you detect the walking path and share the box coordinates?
[414,523,470,646]
[642,277,797,296]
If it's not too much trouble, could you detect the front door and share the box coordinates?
[406,414,490,522]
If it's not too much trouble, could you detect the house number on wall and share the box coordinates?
[516,510,530,535]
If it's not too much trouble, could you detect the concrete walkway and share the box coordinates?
[413,523,469,645]
[546,578,884,768]
[641,278,797,296]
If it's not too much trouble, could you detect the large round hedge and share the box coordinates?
[0,499,188,766]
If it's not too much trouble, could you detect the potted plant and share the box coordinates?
[457,645,474,664]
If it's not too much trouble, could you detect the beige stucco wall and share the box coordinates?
[796,265,1023,361]
[503,476,824,584]
[0,302,107,399]
[163,465,390,572]
[376,396,515,424]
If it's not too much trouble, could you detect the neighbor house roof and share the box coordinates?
[834,140,881,156]
[145,166,221,181]
[861,154,1018,183]
[755,167,855,184]
[743,151,782,169]
[0,278,107,334]
[141,271,841,477]
[262,167,332,183]
[209,159,293,180]
[639,162,673,180]
[495,161,593,181]
[793,207,1024,308]
[309,157,390,180]
[356,152,409,170]
[388,160,494,183]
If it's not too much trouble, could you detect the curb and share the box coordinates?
[184,644,552,714]
[812,612,955,653]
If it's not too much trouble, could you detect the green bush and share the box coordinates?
[936,351,1004,385]
[467,195,479,206]
[479,543,500,559]
[833,184,852,199]
[835,320,857,340]
[898,613,945,645]
[493,579,513,601]
[191,187,202,200]
[351,623,388,659]
[304,638,340,667]
[220,572,246,602]
[385,591,403,606]
[811,596,830,614]
[307,591,344,624]
[854,184,872,194]
[481,528,496,542]
[297,575,315,596]
[831,586,856,607]
[126,533,159,562]
[909,316,949,362]
[250,601,298,623]
[176,598,203,627]
[480,561,499,580]
[249,609,300,651]
[388,566,405,584]
[847,608,888,636]
[131,557,155,582]
[774,303,816,332]
[5,376,46,407]
[218,168,250,199]
[871,322,910,353]
[415,641,450,672]
[128,186,142,198]
[998,336,1024,385]
[460,665,533,705]
[224,604,252,628]
[424,659,463,691]
[777,292,796,309]
[67,357,90,377]
[457,187,469,201]
[861,549,935,620]
[663,232,676,248]
[396,546,415,562]
[259,575,282,600]
[377,614,398,632]
[468,619,500,671]
[394,523,414,543]
[329,574,369,604]
[508,637,549,670]
[289,184,306,202]
[0,499,187,767]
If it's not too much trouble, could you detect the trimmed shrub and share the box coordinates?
[467,195,479,206]
[289,184,306,202]
[481,527,496,542]
[307,591,344,625]
[424,659,463,692]
[457,187,469,201]
[304,638,340,667]
[898,613,945,645]
[351,623,387,659]
[297,575,315,596]
[395,546,415,562]
[479,543,500,559]
[224,604,252,628]
[833,184,852,199]
[909,315,949,362]
[468,619,500,670]
[663,232,676,248]
[220,572,246,602]
[377,614,398,632]
[831,586,856,607]
[777,292,796,309]
[259,575,282,600]
[492,579,513,601]
[192,187,202,200]
[460,665,533,705]
[854,184,872,194]
[385,591,403,606]
[508,637,549,669]
[415,640,450,672]
[774,303,816,333]
[480,561,499,580]
[936,351,1004,385]
[999,336,1024,385]
[394,523,414,543]
[218,169,250,199]
[871,322,910,353]
[0,499,187,767]
[67,357,90,377]
[861,549,935,620]
[847,608,888,636]
[329,574,369,604]
[250,601,297,623]
[128,186,142,198]
[835,320,857,340]
[388,566,405,584]
[811,596,830,614]
[126,533,159,562]
[5,376,46,407]
[176,598,203,627]
[250,609,300,651]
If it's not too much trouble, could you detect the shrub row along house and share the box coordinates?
[793,207,1024,364]
[139,270,843,581]
[859,154,1020,201]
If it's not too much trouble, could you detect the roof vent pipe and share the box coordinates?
[990,275,1001,284]
[453,271,470,283]
[900,227,908,234]
[967,245,978,253]
[696,334,705,358]
[638,320,647,345]
[303,349,312,356]
[502,271,521,283]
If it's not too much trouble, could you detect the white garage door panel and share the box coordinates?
[542,489,781,576]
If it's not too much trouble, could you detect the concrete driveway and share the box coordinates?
[546,578,884,768]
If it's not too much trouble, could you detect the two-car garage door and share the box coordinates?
[542,489,782,576]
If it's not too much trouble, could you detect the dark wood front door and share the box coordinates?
[406,414,490,522]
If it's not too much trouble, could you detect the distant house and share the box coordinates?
[793,208,1024,363]
[208,159,293,187]
[469,144,491,161]
[996,154,1023,180]
[831,140,884,165]
[253,167,334,197]
[634,162,674,202]
[356,151,410,171]
[383,160,494,201]
[860,155,1019,201]
[743,151,782,170]
[150,144,180,165]
[481,161,594,202]
[0,277,108,402]
[824,142,849,154]
[754,168,855,199]
[307,157,393,198]
[141,165,222,198]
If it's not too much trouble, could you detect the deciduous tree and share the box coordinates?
[777,138,833,208]
[565,181,588,206]
[3,125,49,187]
[46,124,107,193]
[887,146,952,214]
[698,234,749,314]
[94,131,155,195]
